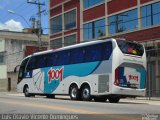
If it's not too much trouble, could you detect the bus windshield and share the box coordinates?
[117,40,144,56]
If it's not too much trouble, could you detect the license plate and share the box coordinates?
[130,84,138,88]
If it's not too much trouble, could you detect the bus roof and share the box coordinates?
[31,38,115,57]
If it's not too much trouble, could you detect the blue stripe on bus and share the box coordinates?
[136,69,146,89]
[42,61,101,94]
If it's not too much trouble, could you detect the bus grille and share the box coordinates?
[98,75,109,93]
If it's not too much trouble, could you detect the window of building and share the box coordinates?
[64,34,76,47]
[64,9,76,30]
[0,55,4,64]
[83,0,105,9]
[141,2,160,28]
[109,9,138,34]
[50,15,62,34]
[50,38,62,49]
[84,18,105,41]
[0,53,5,64]
[84,22,92,40]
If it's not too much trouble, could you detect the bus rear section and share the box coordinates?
[112,39,146,98]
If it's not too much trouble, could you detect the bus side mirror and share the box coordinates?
[14,65,20,73]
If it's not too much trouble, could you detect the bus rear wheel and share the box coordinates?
[24,86,30,97]
[81,85,92,101]
[108,97,120,103]
[69,85,80,100]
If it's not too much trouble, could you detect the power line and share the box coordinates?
[44,11,160,31]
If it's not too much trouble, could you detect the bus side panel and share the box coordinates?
[42,61,102,94]
[40,60,112,95]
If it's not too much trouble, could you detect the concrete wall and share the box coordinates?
[0,79,7,92]
[7,72,18,92]
[0,39,7,79]
[0,39,5,52]
[6,39,24,72]
[0,65,7,79]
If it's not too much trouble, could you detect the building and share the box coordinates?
[0,30,48,91]
[49,0,160,97]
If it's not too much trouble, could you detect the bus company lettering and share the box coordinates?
[48,67,64,83]
[128,75,139,81]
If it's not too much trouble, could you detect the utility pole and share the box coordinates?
[27,0,45,50]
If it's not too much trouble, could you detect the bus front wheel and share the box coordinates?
[24,86,30,97]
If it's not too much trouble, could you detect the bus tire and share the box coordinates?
[94,96,107,102]
[24,85,30,97]
[69,85,80,100]
[108,97,120,103]
[81,85,92,101]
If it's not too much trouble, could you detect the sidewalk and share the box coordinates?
[120,98,160,105]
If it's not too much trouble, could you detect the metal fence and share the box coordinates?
[145,41,160,99]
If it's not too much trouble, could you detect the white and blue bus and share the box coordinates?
[17,38,146,103]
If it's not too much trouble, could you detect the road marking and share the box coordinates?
[0,99,101,114]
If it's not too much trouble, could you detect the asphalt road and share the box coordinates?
[0,93,159,120]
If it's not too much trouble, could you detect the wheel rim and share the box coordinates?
[82,88,90,98]
[71,88,77,98]
[25,87,29,95]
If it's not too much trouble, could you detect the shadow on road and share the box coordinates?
[43,96,147,105]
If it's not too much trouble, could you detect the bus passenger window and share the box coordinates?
[85,44,102,62]
[102,42,112,60]
[57,51,70,65]
[36,55,47,69]
[46,53,57,67]
[70,47,84,64]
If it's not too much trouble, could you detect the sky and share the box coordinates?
[0,0,49,34]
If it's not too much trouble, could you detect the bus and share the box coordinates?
[17,38,146,103]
